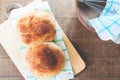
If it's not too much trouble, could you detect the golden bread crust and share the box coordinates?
[25,42,65,78]
[17,11,56,45]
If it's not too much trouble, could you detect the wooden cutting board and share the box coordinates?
[0,20,85,78]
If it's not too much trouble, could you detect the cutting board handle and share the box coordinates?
[5,3,22,18]
[0,3,22,43]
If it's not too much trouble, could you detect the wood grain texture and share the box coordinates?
[0,77,24,80]
[62,30,85,74]
[0,59,22,77]
[0,45,8,58]
[0,0,120,80]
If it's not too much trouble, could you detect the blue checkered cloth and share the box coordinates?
[87,0,120,44]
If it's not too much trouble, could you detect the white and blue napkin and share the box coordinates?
[87,0,120,44]
[9,1,74,80]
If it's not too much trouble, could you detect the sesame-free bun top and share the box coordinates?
[16,10,56,45]
[25,42,66,79]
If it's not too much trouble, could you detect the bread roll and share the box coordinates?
[25,42,66,79]
[16,11,56,45]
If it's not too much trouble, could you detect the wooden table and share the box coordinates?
[0,0,120,80]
